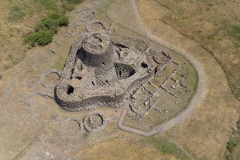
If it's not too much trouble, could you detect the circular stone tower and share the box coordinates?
[78,33,114,67]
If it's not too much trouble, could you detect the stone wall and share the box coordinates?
[54,32,155,112]
[114,63,136,79]
[78,33,114,67]
[94,64,118,85]
[54,71,154,112]
[78,44,114,67]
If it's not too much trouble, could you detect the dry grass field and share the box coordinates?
[0,0,39,77]
[0,0,83,78]
[0,0,239,159]
[151,0,240,101]
[135,0,240,159]
[134,0,240,159]
[0,0,193,159]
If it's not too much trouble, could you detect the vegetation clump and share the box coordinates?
[24,0,84,47]
[60,0,84,13]
[24,12,69,46]
[225,121,240,159]
[228,25,240,47]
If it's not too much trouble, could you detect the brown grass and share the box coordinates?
[135,0,240,159]
[0,0,239,159]
[76,136,178,160]
[154,0,240,100]
[0,0,46,75]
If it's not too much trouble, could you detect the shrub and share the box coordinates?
[58,16,69,26]
[24,30,54,46]
[36,30,54,46]
[34,18,59,33]
[24,0,85,47]
[24,32,40,46]
[39,0,58,12]
[24,12,69,46]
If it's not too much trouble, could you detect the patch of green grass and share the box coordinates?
[60,0,84,13]
[141,137,191,160]
[7,54,14,64]
[52,54,68,70]
[226,24,240,48]
[37,0,84,13]
[83,131,89,139]
[225,120,240,159]
[8,5,25,22]
[38,0,59,12]
[228,25,240,39]
[0,32,7,39]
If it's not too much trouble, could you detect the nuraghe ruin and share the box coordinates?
[54,32,171,112]
[48,14,197,135]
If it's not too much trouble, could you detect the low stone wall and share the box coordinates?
[83,111,107,132]
[64,39,82,80]
[55,71,154,112]
[55,87,124,111]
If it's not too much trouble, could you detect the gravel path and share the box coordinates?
[117,0,208,134]
[118,100,158,136]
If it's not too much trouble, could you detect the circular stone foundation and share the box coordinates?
[83,111,107,132]
[131,39,149,51]
[40,69,62,88]
[86,20,107,33]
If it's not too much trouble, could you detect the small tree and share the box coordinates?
[37,30,54,46]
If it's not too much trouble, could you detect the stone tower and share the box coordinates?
[78,33,117,85]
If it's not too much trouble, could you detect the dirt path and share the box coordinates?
[118,100,158,136]
[132,0,239,159]
[130,0,207,131]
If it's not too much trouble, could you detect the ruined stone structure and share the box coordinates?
[54,31,170,112]
[83,111,107,132]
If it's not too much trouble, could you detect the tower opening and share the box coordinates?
[67,85,74,95]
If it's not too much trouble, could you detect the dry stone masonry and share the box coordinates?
[54,29,169,112]
[50,17,196,136]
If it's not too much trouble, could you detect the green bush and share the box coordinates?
[24,32,40,46]
[24,12,69,46]
[23,0,85,47]
[48,12,60,19]
[227,25,240,47]
[58,16,69,26]
[36,30,54,46]
[24,30,54,46]
[38,0,58,12]
[34,18,59,33]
